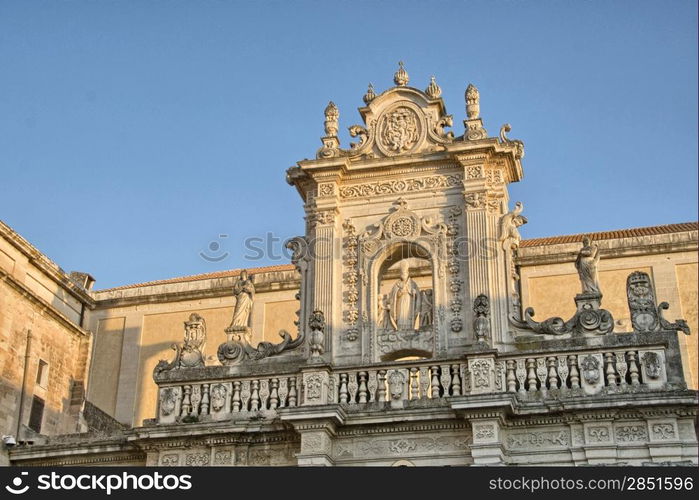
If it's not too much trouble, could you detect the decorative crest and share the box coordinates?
[153,313,207,376]
[363,83,376,104]
[393,61,409,86]
[425,76,442,99]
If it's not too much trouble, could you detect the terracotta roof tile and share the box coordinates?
[520,222,697,248]
[98,264,296,292]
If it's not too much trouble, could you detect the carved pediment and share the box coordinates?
[317,64,454,160]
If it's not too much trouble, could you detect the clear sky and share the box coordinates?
[1,0,696,290]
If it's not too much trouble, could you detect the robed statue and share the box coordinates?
[575,237,601,295]
[388,260,421,331]
[229,269,255,330]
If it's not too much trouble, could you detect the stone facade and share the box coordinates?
[0,222,94,464]
[3,65,698,466]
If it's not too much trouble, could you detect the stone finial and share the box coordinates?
[323,101,339,136]
[393,61,409,86]
[425,76,442,99]
[308,310,326,361]
[363,83,376,104]
[465,83,480,119]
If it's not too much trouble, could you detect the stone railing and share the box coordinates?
[156,373,303,424]
[152,332,679,425]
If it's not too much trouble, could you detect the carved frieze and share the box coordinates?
[505,430,569,449]
[334,435,469,459]
[338,174,462,200]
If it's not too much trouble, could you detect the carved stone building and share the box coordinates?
[4,65,698,466]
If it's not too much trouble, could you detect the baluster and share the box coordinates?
[526,359,538,392]
[190,385,201,415]
[201,384,210,415]
[627,351,640,386]
[339,373,349,403]
[278,378,288,408]
[516,359,527,395]
[450,365,462,396]
[506,360,517,392]
[419,366,430,398]
[536,358,548,395]
[410,368,419,400]
[461,364,471,394]
[328,375,338,404]
[269,378,279,410]
[250,380,260,411]
[615,352,628,387]
[181,385,192,416]
[288,377,298,407]
[367,371,378,403]
[557,356,569,389]
[547,357,559,390]
[377,370,387,402]
[430,366,441,399]
[440,364,452,397]
[259,379,270,410]
[232,381,241,412]
[604,352,617,386]
[241,380,251,411]
[358,372,368,403]
[568,355,580,389]
[347,372,359,404]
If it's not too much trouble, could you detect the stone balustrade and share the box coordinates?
[153,332,675,425]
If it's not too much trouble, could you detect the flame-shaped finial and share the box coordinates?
[465,83,480,119]
[324,101,339,136]
[393,61,409,86]
[425,76,442,99]
[363,83,376,104]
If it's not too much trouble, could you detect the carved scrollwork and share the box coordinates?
[153,313,207,378]
[626,271,689,334]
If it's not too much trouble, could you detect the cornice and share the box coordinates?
[0,220,95,307]
[0,268,91,339]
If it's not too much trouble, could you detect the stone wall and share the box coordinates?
[87,269,300,427]
[0,221,93,439]
[518,229,698,389]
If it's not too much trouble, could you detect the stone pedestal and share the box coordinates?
[470,419,505,465]
[278,405,346,467]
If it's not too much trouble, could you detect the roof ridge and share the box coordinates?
[96,263,296,292]
[520,221,697,248]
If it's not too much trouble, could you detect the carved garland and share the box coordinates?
[446,207,463,333]
[339,174,462,200]
[343,219,360,341]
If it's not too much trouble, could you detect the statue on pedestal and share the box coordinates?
[575,237,601,295]
[228,270,255,332]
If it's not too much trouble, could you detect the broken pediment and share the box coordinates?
[317,62,455,160]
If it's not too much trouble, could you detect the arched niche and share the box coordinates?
[367,240,439,362]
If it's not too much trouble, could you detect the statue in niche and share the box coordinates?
[378,294,393,330]
[387,260,421,331]
[228,270,255,331]
[575,237,601,295]
[419,289,433,328]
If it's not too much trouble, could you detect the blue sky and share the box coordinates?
[1,0,696,290]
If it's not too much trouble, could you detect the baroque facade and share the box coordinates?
[3,64,698,466]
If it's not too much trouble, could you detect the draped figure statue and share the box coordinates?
[229,270,255,329]
[575,236,601,295]
[388,261,421,331]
